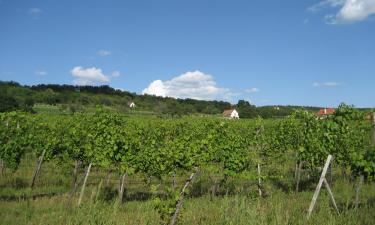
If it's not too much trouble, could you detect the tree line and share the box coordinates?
[0,81,322,117]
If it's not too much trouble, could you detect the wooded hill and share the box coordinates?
[1,81,324,118]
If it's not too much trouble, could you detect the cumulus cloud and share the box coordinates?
[97,50,111,57]
[71,66,110,85]
[28,8,42,17]
[309,0,375,24]
[334,0,375,23]
[309,0,346,11]
[143,80,168,97]
[245,87,260,93]
[34,70,47,76]
[313,81,341,87]
[142,71,232,101]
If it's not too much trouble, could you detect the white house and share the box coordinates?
[129,102,136,108]
[222,109,239,119]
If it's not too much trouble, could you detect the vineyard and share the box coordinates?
[0,104,374,225]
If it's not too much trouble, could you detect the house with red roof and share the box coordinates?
[316,108,335,117]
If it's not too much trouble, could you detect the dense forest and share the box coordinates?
[1,81,323,118]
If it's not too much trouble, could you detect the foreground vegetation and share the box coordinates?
[0,155,374,225]
[0,104,374,224]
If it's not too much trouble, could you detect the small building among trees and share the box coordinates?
[317,108,335,117]
[222,109,239,119]
[128,102,136,108]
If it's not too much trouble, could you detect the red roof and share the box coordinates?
[317,108,335,116]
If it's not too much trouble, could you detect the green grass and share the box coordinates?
[32,104,69,115]
[1,157,374,225]
[1,188,374,225]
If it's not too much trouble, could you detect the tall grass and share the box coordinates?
[0,155,374,225]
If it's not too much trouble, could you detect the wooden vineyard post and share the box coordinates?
[294,152,299,179]
[68,160,82,205]
[169,168,199,225]
[354,175,364,209]
[78,163,92,206]
[172,172,176,191]
[328,160,333,187]
[295,161,303,192]
[30,149,46,189]
[118,172,128,204]
[71,160,81,191]
[95,179,103,202]
[0,159,4,176]
[211,182,217,200]
[323,178,338,212]
[105,168,112,187]
[209,175,217,201]
[307,155,338,218]
[257,163,262,197]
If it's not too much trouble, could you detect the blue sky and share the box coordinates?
[0,0,374,107]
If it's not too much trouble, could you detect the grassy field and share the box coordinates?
[1,156,374,225]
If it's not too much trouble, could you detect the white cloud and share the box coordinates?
[335,0,375,23]
[142,71,232,101]
[34,70,47,76]
[111,71,120,77]
[310,0,375,24]
[245,87,260,93]
[313,81,341,87]
[71,66,110,86]
[143,80,168,97]
[309,0,346,11]
[28,8,42,17]
[97,50,111,57]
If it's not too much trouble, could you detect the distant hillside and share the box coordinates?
[1,81,322,118]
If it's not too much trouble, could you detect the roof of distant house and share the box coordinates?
[317,108,335,116]
[222,109,236,117]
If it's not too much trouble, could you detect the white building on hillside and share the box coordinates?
[129,102,136,108]
[222,109,239,119]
